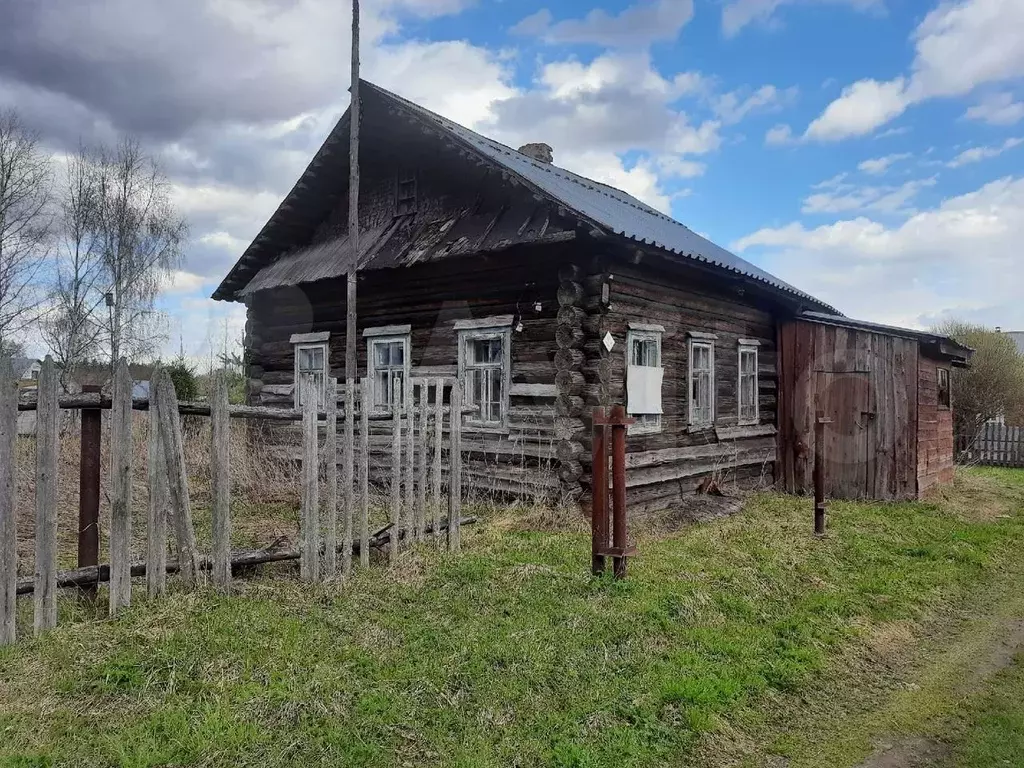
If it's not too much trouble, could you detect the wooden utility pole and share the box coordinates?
[346,0,360,384]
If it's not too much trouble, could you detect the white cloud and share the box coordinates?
[964,92,1024,125]
[561,153,673,213]
[513,0,695,47]
[805,0,1024,140]
[805,78,910,141]
[801,176,936,214]
[947,137,1023,167]
[722,0,882,37]
[764,123,795,145]
[712,84,798,125]
[732,176,1024,329]
[657,156,706,178]
[162,270,211,294]
[858,152,911,175]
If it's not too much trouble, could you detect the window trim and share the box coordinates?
[688,337,716,428]
[625,327,663,436]
[937,367,951,410]
[366,333,411,414]
[458,326,512,432]
[737,341,760,426]
[293,341,329,410]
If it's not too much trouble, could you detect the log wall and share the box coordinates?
[917,356,955,494]
[245,248,566,499]
[579,257,780,515]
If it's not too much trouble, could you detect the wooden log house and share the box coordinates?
[213,80,970,509]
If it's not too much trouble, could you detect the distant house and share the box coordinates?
[11,357,41,388]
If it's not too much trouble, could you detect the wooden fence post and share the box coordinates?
[448,379,462,553]
[324,378,338,578]
[211,371,232,589]
[109,360,134,614]
[0,356,17,645]
[300,379,320,581]
[155,369,201,584]
[147,373,168,598]
[417,381,428,542]
[432,378,443,544]
[390,377,401,562]
[343,378,355,576]
[34,356,59,635]
[359,378,370,568]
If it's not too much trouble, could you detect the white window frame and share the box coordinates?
[737,339,760,426]
[626,326,664,435]
[688,333,717,428]
[291,332,330,410]
[457,324,512,432]
[365,330,411,414]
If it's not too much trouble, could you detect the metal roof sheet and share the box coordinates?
[364,81,833,312]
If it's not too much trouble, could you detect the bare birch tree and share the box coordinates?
[93,139,186,365]
[0,110,51,351]
[42,145,104,388]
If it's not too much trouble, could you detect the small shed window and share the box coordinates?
[738,340,760,425]
[293,340,329,410]
[458,326,511,430]
[689,337,716,427]
[626,328,663,435]
[367,334,410,413]
[937,367,951,409]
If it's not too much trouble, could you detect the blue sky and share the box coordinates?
[3,0,1023,361]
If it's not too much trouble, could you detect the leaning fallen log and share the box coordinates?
[14,516,477,596]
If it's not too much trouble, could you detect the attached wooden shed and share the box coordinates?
[777,313,971,500]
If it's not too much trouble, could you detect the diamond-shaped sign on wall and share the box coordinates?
[602,332,615,352]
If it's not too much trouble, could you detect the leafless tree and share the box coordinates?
[933,320,1024,440]
[92,138,187,366]
[41,145,105,388]
[0,110,51,352]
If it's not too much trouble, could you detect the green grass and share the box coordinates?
[2,468,1024,767]
[946,654,1024,767]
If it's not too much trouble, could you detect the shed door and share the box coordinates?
[816,371,873,498]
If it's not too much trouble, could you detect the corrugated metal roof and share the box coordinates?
[364,81,833,312]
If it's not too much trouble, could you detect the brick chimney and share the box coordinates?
[518,143,553,164]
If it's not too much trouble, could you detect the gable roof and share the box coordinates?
[213,80,835,313]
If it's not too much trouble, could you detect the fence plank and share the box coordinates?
[324,378,338,578]
[0,356,17,645]
[390,377,401,562]
[147,376,168,599]
[404,379,416,540]
[34,356,59,635]
[156,369,201,584]
[417,381,428,543]
[432,378,443,547]
[211,371,232,589]
[109,360,134,614]
[300,379,320,581]
[448,379,462,553]
[360,378,370,568]
[342,378,355,577]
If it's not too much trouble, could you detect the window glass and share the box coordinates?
[461,331,508,427]
[689,340,715,426]
[738,346,759,424]
[627,330,663,434]
[369,337,408,411]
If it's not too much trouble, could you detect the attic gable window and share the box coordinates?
[688,332,717,428]
[626,324,664,435]
[738,339,760,426]
[365,325,411,413]
[396,172,417,215]
[291,332,330,410]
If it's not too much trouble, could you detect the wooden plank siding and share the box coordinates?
[778,319,920,500]
[917,355,955,493]
[245,247,567,499]
[578,259,780,515]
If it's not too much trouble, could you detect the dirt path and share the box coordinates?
[855,619,1024,768]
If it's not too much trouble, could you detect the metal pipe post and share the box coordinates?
[591,407,607,576]
[78,385,102,599]
[814,409,826,535]
[610,404,628,579]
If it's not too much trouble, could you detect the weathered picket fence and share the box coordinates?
[0,355,468,646]
[957,422,1024,468]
